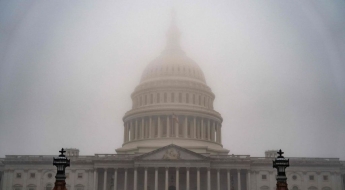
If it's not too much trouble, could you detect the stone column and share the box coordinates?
[94,169,98,190]
[23,169,27,189]
[268,171,274,189]
[186,168,190,190]
[155,168,158,190]
[227,169,230,190]
[127,123,130,142]
[158,116,161,138]
[71,170,76,190]
[247,171,251,190]
[184,117,188,138]
[4,170,9,190]
[201,119,204,139]
[167,116,170,137]
[219,124,222,143]
[331,172,335,190]
[123,122,126,143]
[124,169,128,190]
[207,120,211,141]
[175,117,179,137]
[144,168,148,190]
[238,170,241,190]
[141,118,145,139]
[197,168,200,190]
[37,169,42,190]
[217,169,220,190]
[8,170,13,190]
[207,168,211,190]
[165,167,169,190]
[216,123,220,143]
[2,170,6,190]
[135,119,139,139]
[103,169,107,190]
[113,169,117,190]
[176,167,180,190]
[193,117,196,139]
[211,121,215,142]
[301,172,307,190]
[126,122,129,142]
[129,121,133,141]
[336,173,342,190]
[134,168,137,190]
[149,117,152,138]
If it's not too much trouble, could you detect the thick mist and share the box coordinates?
[0,0,344,159]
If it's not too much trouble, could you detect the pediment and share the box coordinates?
[135,144,208,161]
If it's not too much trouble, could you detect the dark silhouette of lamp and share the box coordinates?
[52,148,70,190]
[273,149,289,190]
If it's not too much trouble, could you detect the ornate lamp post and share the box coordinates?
[273,149,290,190]
[53,148,70,190]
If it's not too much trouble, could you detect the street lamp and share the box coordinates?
[52,148,70,190]
[273,149,289,190]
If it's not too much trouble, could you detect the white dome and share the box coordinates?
[117,17,228,155]
[140,52,206,83]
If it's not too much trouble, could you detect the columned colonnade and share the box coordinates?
[93,167,250,190]
[123,115,222,144]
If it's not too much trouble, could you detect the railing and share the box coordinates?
[3,155,341,163]
[210,155,251,159]
[251,157,339,161]
[94,154,137,160]
[4,155,95,161]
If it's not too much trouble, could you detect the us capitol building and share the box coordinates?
[0,17,344,190]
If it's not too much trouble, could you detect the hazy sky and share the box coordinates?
[0,0,345,159]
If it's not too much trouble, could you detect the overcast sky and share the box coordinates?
[0,0,345,160]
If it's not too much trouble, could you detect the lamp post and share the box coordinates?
[273,149,289,190]
[53,148,70,190]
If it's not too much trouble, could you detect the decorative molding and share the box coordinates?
[162,148,181,160]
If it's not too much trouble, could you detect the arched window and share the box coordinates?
[75,184,84,190]
[45,184,53,190]
[260,186,269,190]
[292,186,299,190]
[27,184,37,190]
[13,185,23,190]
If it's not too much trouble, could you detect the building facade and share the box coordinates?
[0,18,344,190]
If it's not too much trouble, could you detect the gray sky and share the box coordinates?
[0,0,345,159]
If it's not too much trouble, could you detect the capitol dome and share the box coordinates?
[140,51,206,83]
[116,16,229,155]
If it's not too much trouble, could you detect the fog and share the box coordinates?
[0,0,344,159]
